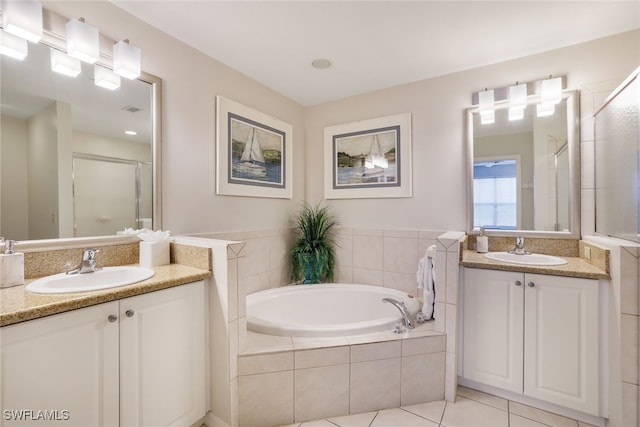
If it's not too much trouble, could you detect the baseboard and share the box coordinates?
[458,377,607,427]
[203,412,231,427]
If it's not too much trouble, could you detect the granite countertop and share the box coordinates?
[461,250,610,280]
[0,264,212,327]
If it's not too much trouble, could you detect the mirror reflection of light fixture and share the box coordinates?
[94,65,121,90]
[1,0,43,43]
[113,39,141,80]
[50,48,81,77]
[508,83,527,121]
[536,102,555,117]
[0,29,28,60]
[66,18,99,64]
[479,89,495,125]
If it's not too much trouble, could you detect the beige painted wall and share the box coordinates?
[27,102,61,239]
[305,30,640,231]
[37,2,640,236]
[1,116,29,240]
[73,130,152,162]
[42,0,307,236]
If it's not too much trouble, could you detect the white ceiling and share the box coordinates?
[111,0,640,106]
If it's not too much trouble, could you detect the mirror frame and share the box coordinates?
[3,8,162,249]
[466,90,580,239]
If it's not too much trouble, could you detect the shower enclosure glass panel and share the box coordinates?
[73,155,151,237]
[594,70,640,242]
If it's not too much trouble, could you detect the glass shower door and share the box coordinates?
[73,156,137,237]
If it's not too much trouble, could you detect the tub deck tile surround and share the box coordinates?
[0,243,212,327]
[203,230,464,427]
[237,324,447,426]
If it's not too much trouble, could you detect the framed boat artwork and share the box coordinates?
[324,113,412,199]
[216,96,293,198]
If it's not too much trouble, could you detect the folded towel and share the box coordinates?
[416,244,437,319]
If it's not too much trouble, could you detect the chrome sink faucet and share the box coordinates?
[67,248,102,274]
[511,237,529,255]
[382,298,415,329]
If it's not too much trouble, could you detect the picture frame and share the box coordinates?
[324,113,412,199]
[216,96,293,199]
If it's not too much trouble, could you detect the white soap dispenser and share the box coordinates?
[0,238,24,288]
[476,227,489,253]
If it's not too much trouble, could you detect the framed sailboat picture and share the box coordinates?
[216,96,293,198]
[324,113,412,199]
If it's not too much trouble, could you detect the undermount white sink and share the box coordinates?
[483,251,568,266]
[26,266,156,294]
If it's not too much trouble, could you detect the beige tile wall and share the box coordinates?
[584,236,639,427]
[620,246,639,427]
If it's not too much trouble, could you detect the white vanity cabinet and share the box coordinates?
[1,300,120,426]
[462,268,600,416]
[1,281,206,427]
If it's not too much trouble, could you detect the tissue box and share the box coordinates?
[139,241,170,267]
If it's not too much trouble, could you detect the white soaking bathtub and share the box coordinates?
[246,283,421,337]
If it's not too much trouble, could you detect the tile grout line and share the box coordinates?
[367,410,380,427]
[441,400,448,425]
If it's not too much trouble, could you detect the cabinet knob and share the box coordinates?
[528,282,535,288]
[515,280,522,286]
[108,314,118,323]
[125,309,135,318]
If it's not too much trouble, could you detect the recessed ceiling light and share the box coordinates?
[311,58,332,70]
[125,130,137,136]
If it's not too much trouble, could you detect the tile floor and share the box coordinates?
[277,387,598,427]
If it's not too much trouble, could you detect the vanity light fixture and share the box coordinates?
[0,29,28,60]
[1,0,43,43]
[94,65,121,90]
[541,76,562,105]
[537,76,562,117]
[479,89,495,125]
[124,130,138,136]
[508,83,527,121]
[113,39,141,80]
[66,18,99,64]
[50,48,81,77]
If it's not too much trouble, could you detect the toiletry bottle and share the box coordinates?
[477,228,489,253]
[0,238,25,288]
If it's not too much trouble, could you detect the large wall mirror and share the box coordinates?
[0,9,161,242]
[466,90,580,238]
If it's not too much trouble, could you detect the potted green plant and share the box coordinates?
[290,203,337,284]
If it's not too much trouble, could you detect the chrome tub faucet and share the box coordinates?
[67,248,102,274]
[382,297,415,329]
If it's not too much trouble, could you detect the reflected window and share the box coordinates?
[474,159,517,230]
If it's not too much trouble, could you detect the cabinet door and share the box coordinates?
[524,274,599,416]
[1,302,119,427]
[462,268,524,393]
[119,281,206,427]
